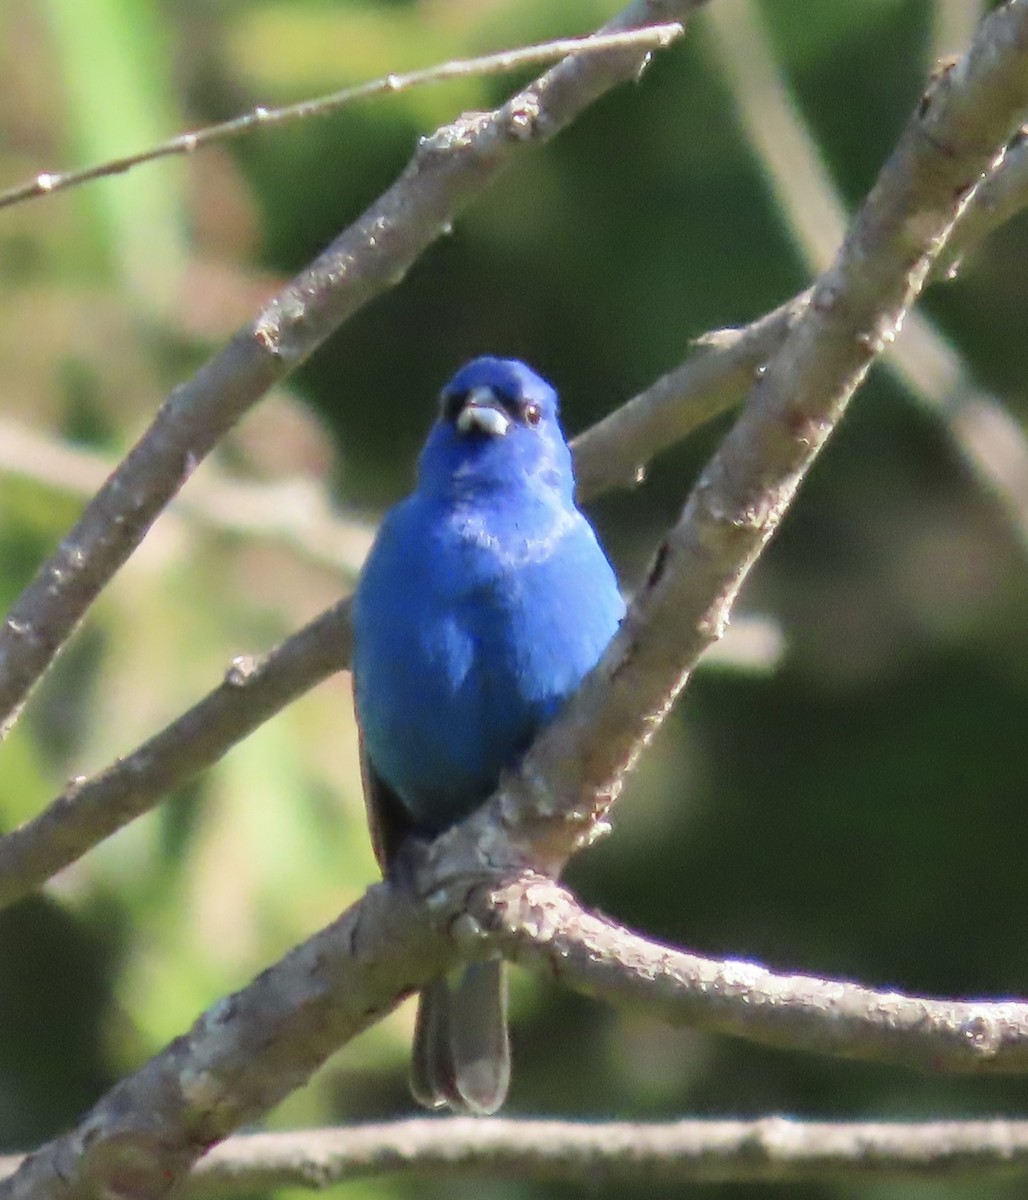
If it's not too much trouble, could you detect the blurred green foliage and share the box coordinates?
[0,1,1026,1198]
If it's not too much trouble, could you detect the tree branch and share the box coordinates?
[0,1,698,739]
[9,1117,1028,1192]
[707,1,1028,551]
[934,122,1028,278]
[0,26,683,213]
[572,113,1028,503]
[571,293,808,500]
[2,2,1028,914]
[2,9,1028,1191]
[8,873,1028,1200]
[454,0,1028,877]
[488,878,1028,1074]
[0,601,352,910]
[0,881,444,1200]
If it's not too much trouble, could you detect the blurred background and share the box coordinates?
[0,0,1026,1197]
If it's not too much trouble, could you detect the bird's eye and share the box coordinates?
[441,390,465,422]
[523,403,542,427]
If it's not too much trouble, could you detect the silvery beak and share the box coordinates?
[456,387,511,437]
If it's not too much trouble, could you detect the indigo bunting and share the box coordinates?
[352,357,624,1113]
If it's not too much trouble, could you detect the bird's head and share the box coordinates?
[417,357,574,502]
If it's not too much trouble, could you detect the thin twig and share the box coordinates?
[930,0,986,68]
[3,7,1027,1197]
[0,3,694,740]
[572,293,809,499]
[8,1117,1028,1191]
[3,16,1028,912]
[0,25,682,213]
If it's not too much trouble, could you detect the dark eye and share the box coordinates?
[523,403,542,427]
[441,390,465,422]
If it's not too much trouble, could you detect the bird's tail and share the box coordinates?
[410,959,510,1114]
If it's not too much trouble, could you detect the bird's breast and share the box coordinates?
[353,492,623,831]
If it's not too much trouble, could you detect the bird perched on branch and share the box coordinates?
[352,356,624,1113]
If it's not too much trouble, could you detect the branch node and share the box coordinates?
[417,112,493,160]
[224,655,259,687]
[963,1013,1003,1060]
[506,93,544,141]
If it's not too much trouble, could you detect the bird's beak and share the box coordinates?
[456,387,511,437]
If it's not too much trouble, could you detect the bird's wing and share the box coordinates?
[358,724,414,873]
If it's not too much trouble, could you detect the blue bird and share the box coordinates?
[352,357,625,1114]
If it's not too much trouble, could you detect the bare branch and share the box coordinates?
[572,117,1028,503]
[0,25,683,213]
[488,878,1028,1074]
[0,0,698,739]
[707,1,1028,551]
[706,0,847,267]
[0,600,772,910]
[459,0,1028,876]
[8,1117,1028,1192]
[572,294,808,500]
[0,418,373,576]
[0,601,352,910]
[0,881,443,1200]
[930,0,986,67]
[8,872,1028,1200]
[3,6,1028,1197]
[2,0,1028,913]
[934,123,1028,277]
